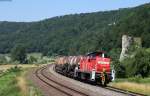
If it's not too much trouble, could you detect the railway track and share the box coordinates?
[54,65,146,96]
[35,65,89,96]
[34,65,146,96]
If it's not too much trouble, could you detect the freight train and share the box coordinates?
[55,51,113,86]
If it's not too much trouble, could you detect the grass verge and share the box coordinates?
[0,65,43,96]
[110,78,150,96]
[23,68,43,96]
[0,67,21,96]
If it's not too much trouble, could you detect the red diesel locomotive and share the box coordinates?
[55,51,112,86]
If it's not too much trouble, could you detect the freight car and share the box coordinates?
[55,51,112,86]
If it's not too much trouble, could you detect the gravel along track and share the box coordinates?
[29,67,71,96]
[48,64,131,96]
[51,64,145,96]
[36,66,88,96]
[30,64,144,96]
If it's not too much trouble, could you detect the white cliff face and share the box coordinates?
[119,35,133,61]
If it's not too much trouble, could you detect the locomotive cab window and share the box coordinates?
[87,51,109,59]
[91,54,96,60]
[87,52,96,60]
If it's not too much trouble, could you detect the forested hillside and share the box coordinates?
[0,3,150,56]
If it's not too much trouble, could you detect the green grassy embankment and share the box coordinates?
[0,65,42,96]
[0,67,21,96]
[110,78,150,96]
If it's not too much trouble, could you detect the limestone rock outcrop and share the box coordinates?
[119,35,133,61]
[119,35,142,61]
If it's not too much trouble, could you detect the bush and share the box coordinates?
[0,56,7,64]
[113,60,126,78]
[7,66,21,73]
[28,56,37,64]
[123,48,150,78]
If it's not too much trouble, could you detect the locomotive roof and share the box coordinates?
[86,51,105,56]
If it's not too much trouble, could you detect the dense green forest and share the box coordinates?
[0,3,150,57]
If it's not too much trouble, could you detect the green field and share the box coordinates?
[0,52,53,96]
[0,66,42,96]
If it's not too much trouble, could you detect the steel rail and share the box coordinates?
[35,65,88,96]
[55,64,146,96]
[35,67,72,96]
[41,66,88,96]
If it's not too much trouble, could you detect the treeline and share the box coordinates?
[0,3,150,57]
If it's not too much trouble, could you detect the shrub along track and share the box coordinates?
[35,65,88,96]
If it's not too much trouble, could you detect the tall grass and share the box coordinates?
[111,77,150,95]
[114,77,150,84]
[110,82,150,96]
[18,67,42,96]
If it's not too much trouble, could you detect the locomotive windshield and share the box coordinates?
[87,51,108,58]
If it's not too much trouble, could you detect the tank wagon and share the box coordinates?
[55,51,112,86]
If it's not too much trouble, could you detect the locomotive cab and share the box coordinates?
[79,51,112,86]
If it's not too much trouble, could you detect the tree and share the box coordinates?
[123,49,150,78]
[11,44,27,64]
[113,60,126,78]
[28,56,37,64]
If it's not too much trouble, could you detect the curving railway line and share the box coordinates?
[54,65,145,96]
[31,64,145,96]
[35,65,89,96]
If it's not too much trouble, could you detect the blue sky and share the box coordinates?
[0,0,150,22]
